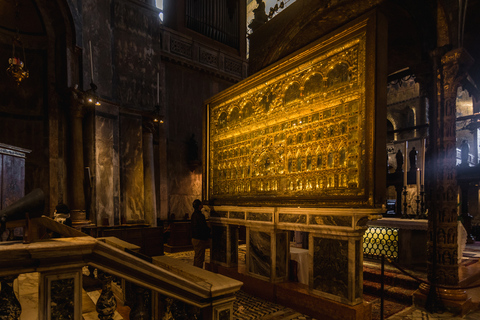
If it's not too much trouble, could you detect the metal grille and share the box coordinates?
[363,226,398,261]
[186,0,240,49]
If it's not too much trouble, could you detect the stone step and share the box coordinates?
[363,279,416,305]
[363,265,420,290]
[363,263,423,305]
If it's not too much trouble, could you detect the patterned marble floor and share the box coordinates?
[234,290,316,320]
[164,248,317,319]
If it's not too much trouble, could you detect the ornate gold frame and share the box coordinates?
[204,11,386,208]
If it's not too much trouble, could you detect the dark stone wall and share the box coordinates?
[164,61,233,217]
[0,0,241,224]
[248,0,383,74]
[112,0,162,109]
[0,44,53,211]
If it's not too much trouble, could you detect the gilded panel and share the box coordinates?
[205,18,379,207]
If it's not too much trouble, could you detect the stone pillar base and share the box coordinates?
[413,283,475,316]
[70,210,94,230]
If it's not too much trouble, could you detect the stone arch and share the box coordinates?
[406,106,415,127]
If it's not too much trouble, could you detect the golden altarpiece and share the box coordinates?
[203,11,387,313]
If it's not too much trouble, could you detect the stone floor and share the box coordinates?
[164,242,480,320]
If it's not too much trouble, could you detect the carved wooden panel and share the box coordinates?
[0,143,29,210]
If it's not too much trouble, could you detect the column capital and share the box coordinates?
[440,48,474,98]
[142,117,156,134]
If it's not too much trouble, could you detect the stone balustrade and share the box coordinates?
[0,225,242,320]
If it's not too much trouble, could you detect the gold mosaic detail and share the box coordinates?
[207,29,368,203]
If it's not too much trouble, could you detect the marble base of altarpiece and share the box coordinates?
[310,230,364,306]
[211,224,239,267]
[208,206,382,306]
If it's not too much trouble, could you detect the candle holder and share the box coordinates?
[153,104,163,123]
[84,81,100,106]
[415,195,421,218]
[420,187,426,219]
[402,186,408,219]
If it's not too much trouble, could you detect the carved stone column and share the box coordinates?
[415,48,474,314]
[143,118,157,227]
[0,275,21,319]
[68,88,89,227]
[96,270,117,320]
[129,284,151,319]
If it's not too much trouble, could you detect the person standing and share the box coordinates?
[191,199,210,268]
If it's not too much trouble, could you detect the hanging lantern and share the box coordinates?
[6,38,29,85]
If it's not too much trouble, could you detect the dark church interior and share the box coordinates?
[1,0,480,319]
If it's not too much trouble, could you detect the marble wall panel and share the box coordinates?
[247,212,272,222]
[248,230,271,277]
[279,213,306,224]
[51,278,74,317]
[212,225,227,263]
[313,237,349,299]
[95,112,119,226]
[120,114,144,223]
[1,153,24,208]
[230,211,245,220]
[309,215,352,226]
[211,210,228,218]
